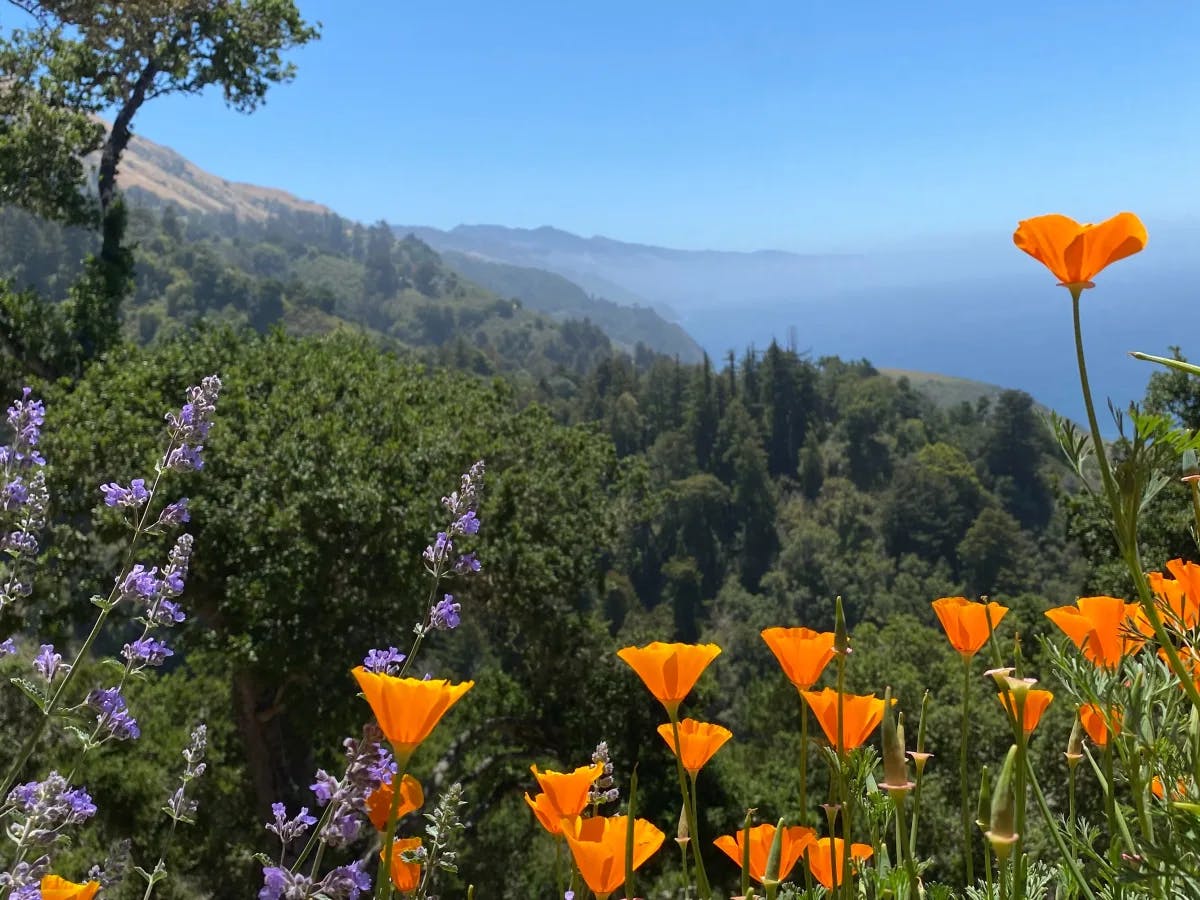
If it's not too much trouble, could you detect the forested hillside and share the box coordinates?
[0,203,627,382]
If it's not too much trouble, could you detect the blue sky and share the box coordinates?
[117,1,1200,251]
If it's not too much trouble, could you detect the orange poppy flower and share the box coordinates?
[1158,645,1200,694]
[805,837,874,890]
[381,836,422,892]
[657,719,732,775]
[1151,775,1188,801]
[1078,703,1121,747]
[564,814,665,898]
[713,822,816,884]
[997,688,1054,735]
[365,773,425,831]
[1013,213,1146,289]
[760,627,837,690]
[1044,596,1152,669]
[351,668,473,758]
[523,762,605,836]
[617,642,721,715]
[800,688,887,753]
[1147,559,1200,630]
[931,597,1009,657]
[40,876,100,900]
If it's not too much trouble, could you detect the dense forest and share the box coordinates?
[2,192,1169,896]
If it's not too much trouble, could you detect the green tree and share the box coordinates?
[0,0,318,371]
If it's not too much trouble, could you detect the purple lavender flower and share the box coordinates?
[157,498,190,527]
[99,478,149,509]
[258,866,289,900]
[430,594,461,631]
[324,860,371,900]
[147,598,186,627]
[166,724,207,821]
[0,637,14,657]
[265,802,317,847]
[32,644,64,681]
[0,859,48,900]
[453,510,480,535]
[422,531,452,567]
[5,388,46,468]
[87,687,140,741]
[454,552,481,575]
[117,565,160,603]
[2,478,28,510]
[362,646,406,675]
[163,376,221,472]
[6,772,96,846]
[122,636,173,667]
[5,531,38,555]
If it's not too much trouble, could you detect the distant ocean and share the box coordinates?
[680,268,1196,432]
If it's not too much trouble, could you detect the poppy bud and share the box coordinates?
[675,805,689,847]
[974,765,991,833]
[834,596,849,654]
[987,746,1019,861]
[1183,449,1200,483]
[762,816,786,888]
[880,689,911,793]
[1065,716,1084,769]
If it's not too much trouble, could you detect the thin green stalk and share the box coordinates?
[670,713,710,899]
[1011,712,1026,900]
[891,790,920,899]
[1189,480,1200,542]
[799,699,809,826]
[373,751,412,900]
[1102,743,1122,871]
[1025,752,1098,900]
[959,655,973,885]
[1067,764,1077,844]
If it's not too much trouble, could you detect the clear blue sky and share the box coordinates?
[123,1,1199,252]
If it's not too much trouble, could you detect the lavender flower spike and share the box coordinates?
[430,594,461,631]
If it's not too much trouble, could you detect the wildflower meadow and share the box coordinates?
[1,210,1200,900]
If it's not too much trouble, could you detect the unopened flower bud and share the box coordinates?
[675,806,689,847]
[880,689,912,793]
[1183,449,1200,483]
[1066,716,1084,769]
[975,765,991,833]
[987,746,1020,860]
[762,817,786,887]
[834,596,849,654]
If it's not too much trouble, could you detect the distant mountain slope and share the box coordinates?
[439,250,704,362]
[395,223,863,315]
[118,132,334,222]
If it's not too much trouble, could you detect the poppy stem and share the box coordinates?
[890,788,921,899]
[1071,291,1200,712]
[959,655,974,887]
[374,752,412,900]
[669,713,710,899]
[799,699,809,827]
[1025,753,1097,900]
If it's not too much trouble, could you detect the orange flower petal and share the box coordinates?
[381,836,422,892]
[1045,596,1147,669]
[40,877,100,900]
[931,597,1009,657]
[713,823,815,884]
[761,627,837,690]
[617,642,721,713]
[1014,213,1146,286]
[565,815,665,894]
[1078,703,1120,747]
[997,689,1054,734]
[351,668,473,755]
[805,837,874,890]
[800,688,887,753]
[657,718,732,775]
[366,773,424,831]
[527,762,605,832]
